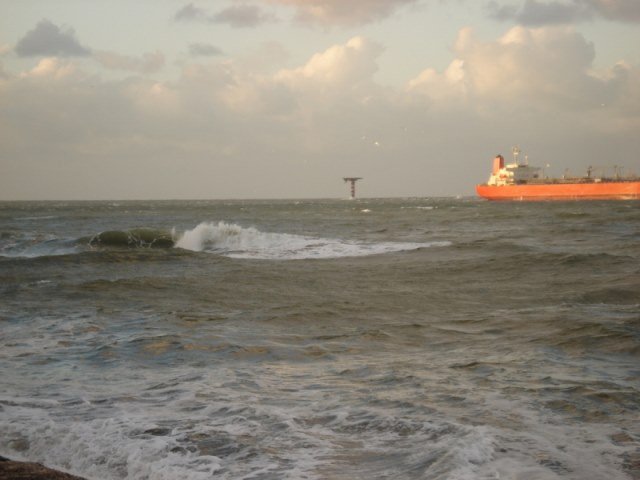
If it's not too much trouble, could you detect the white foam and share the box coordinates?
[2,377,635,480]
[175,221,450,260]
[0,403,221,480]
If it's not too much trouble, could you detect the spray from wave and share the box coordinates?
[174,222,450,260]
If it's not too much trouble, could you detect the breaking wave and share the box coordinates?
[175,221,450,260]
[1,222,450,260]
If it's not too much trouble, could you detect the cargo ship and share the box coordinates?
[476,147,640,201]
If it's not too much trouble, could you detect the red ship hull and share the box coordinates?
[476,181,640,201]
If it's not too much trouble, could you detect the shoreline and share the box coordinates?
[0,456,87,480]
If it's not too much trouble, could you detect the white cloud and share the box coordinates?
[276,37,383,88]
[20,57,78,80]
[408,26,611,112]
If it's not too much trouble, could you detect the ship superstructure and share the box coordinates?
[485,147,542,187]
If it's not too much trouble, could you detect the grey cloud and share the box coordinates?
[188,43,224,57]
[174,3,209,22]
[486,0,591,25]
[486,3,521,21]
[173,3,276,28]
[271,0,418,26]
[174,0,415,28]
[585,0,640,22]
[212,5,276,28]
[487,0,640,24]
[15,19,91,57]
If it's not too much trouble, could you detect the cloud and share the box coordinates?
[408,26,608,111]
[2,29,639,200]
[270,0,419,26]
[20,57,78,80]
[276,37,384,88]
[404,24,640,140]
[602,61,640,116]
[212,5,276,28]
[174,0,417,27]
[487,0,640,25]
[487,0,592,25]
[173,3,276,27]
[174,3,209,22]
[15,19,91,57]
[585,0,640,22]
[94,51,165,74]
[188,43,224,57]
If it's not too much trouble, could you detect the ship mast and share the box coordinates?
[512,146,521,165]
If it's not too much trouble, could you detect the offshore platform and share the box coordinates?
[343,177,362,199]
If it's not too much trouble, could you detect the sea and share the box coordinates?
[0,198,638,480]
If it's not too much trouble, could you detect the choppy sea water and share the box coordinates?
[1,198,638,480]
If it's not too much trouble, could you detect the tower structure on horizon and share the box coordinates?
[343,177,362,199]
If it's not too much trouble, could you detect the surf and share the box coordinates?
[174,221,450,260]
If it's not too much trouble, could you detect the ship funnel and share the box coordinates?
[492,155,505,174]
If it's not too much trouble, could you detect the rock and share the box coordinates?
[0,456,87,480]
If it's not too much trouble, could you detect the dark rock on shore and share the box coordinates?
[0,456,87,480]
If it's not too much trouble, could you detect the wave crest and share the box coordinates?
[175,221,450,260]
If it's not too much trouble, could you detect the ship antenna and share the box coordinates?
[512,146,521,165]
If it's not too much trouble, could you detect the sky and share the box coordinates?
[1,0,639,200]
